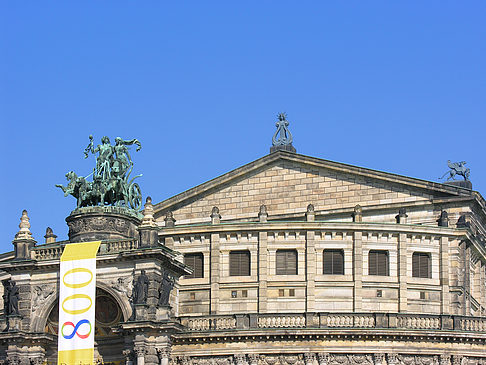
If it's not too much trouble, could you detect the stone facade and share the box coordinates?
[1,150,486,364]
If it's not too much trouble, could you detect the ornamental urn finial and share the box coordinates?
[140,196,156,227]
[16,210,34,240]
[13,210,36,260]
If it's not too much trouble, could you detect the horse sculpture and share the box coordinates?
[439,160,470,181]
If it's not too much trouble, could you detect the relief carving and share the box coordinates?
[31,284,55,313]
[68,216,129,234]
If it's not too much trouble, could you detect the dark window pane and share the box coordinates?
[412,252,430,278]
[230,251,251,276]
[323,249,344,275]
[368,250,389,276]
[276,250,298,275]
[184,253,204,279]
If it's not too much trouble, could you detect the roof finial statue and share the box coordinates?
[270,113,296,154]
[439,160,470,181]
[56,135,143,210]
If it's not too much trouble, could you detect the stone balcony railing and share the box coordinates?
[31,238,140,261]
[178,312,486,333]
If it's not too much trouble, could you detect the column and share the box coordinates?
[134,346,147,365]
[353,231,363,312]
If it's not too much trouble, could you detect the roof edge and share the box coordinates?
[153,151,476,216]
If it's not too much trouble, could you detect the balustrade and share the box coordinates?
[31,238,139,261]
[179,313,486,333]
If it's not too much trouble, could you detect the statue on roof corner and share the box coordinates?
[439,160,470,181]
[56,135,143,210]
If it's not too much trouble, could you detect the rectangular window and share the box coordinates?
[323,249,344,275]
[229,250,251,276]
[368,250,389,276]
[412,252,431,278]
[276,249,298,275]
[184,253,204,279]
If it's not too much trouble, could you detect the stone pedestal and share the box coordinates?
[66,206,142,242]
[6,315,22,331]
[444,180,472,189]
[133,304,149,321]
[270,144,296,154]
[156,306,171,321]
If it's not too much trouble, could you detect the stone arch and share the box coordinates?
[38,283,130,335]
[96,280,132,321]
[32,291,59,333]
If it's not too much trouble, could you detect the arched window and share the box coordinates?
[368,250,389,276]
[184,253,204,278]
[412,252,431,278]
[230,250,251,276]
[323,249,344,275]
[276,249,298,275]
[45,288,123,337]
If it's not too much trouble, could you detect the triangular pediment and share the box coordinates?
[153,151,470,225]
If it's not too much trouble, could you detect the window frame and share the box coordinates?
[412,252,431,278]
[229,250,251,276]
[323,249,345,275]
[368,250,389,276]
[276,249,298,275]
[184,252,204,279]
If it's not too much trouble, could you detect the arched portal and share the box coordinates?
[45,288,125,364]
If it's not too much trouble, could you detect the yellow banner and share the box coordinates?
[58,241,101,365]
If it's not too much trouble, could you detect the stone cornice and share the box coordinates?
[159,220,467,238]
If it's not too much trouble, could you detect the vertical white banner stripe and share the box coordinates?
[58,241,100,365]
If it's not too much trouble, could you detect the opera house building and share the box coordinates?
[1,121,485,365]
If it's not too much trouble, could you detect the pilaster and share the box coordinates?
[440,236,451,314]
[258,231,268,313]
[398,232,408,312]
[210,232,220,314]
[306,230,316,312]
[353,231,362,312]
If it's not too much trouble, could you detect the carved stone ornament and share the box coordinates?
[386,354,398,365]
[304,354,315,365]
[261,356,279,365]
[157,348,171,359]
[234,355,248,365]
[439,355,451,365]
[451,357,463,365]
[68,216,129,235]
[123,349,134,363]
[31,284,56,312]
[134,347,147,358]
[247,355,259,365]
[317,354,330,365]
[177,356,192,365]
[396,355,440,365]
[110,276,133,298]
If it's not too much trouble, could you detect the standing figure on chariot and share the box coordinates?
[113,137,142,180]
[84,135,115,180]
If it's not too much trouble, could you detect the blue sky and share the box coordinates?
[1,2,485,253]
